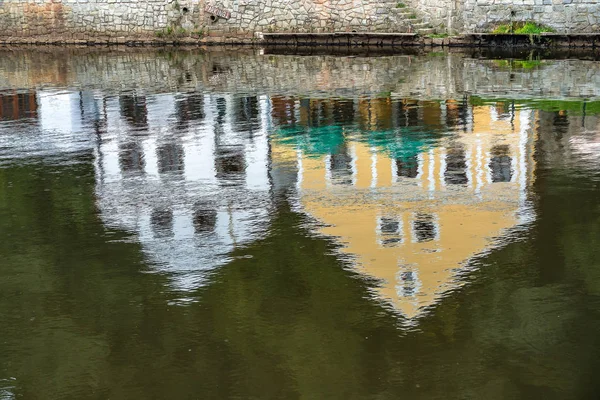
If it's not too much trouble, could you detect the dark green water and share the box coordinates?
[1,48,600,399]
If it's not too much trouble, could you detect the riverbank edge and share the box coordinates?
[2,33,600,48]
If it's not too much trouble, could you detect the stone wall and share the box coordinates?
[206,0,411,35]
[0,0,598,41]
[463,0,600,33]
[0,0,413,42]
[0,0,180,40]
[411,0,600,34]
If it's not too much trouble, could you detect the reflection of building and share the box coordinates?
[272,99,537,320]
[537,108,600,166]
[94,93,272,292]
[0,89,97,161]
[0,86,539,315]
[0,90,37,120]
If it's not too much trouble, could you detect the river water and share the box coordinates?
[0,47,599,399]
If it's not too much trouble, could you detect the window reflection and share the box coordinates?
[444,146,468,185]
[332,100,355,125]
[175,94,205,128]
[215,97,227,125]
[301,99,328,127]
[79,91,103,129]
[329,143,353,185]
[271,96,297,127]
[233,96,260,135]
[399,270,418,297]
[119,94,148,128]
[157,142,185,174]
[378,216,403,247]
[358,98,393,131]
[445,98,469,130]
[396,155,419,179]
[0,91,38,120]
[421,101,443,129]
[553,111,570,138]
[193,204,217,234]
[413,213,437,243]
[119,142,145,174]
[490,144,512,183]
[494,102,512,120]
[151,208,174,238]
[215,146,246,182]
[395,100,420,127]
[296,98,357,128]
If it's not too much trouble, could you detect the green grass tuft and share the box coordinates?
[516,22,554,34]
[492,21,554,34]
[492,24,511,34]
[156,25,192,39]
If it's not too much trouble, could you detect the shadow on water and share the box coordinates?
[0,48,599,399]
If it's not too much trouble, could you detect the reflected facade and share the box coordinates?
[271,98,537,319]
[94,93,272,291]
[92,90,539,315]
[0,85,539,317]
[0,90,37,120]
[2,85,540,319]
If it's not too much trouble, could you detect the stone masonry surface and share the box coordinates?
[0,0,598,42]
[408,0,462,34]
[0,0,422,42]
[462,0,600,33]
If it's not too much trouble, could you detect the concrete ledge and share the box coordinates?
[261,32,421,47]
[260,32,600,49]
[2,32,600,49]
[261,45,425,56]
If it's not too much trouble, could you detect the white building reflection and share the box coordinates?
[0,89,95,161]
[94,92,273,292]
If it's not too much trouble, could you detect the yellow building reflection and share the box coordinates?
[272,100,537,321]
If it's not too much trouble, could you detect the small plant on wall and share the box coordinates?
[492,21,554,34]
[155,25,193,39]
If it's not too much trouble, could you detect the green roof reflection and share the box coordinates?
[274,125,346,157]
[274,123,444,161]
[364,127,443,161]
